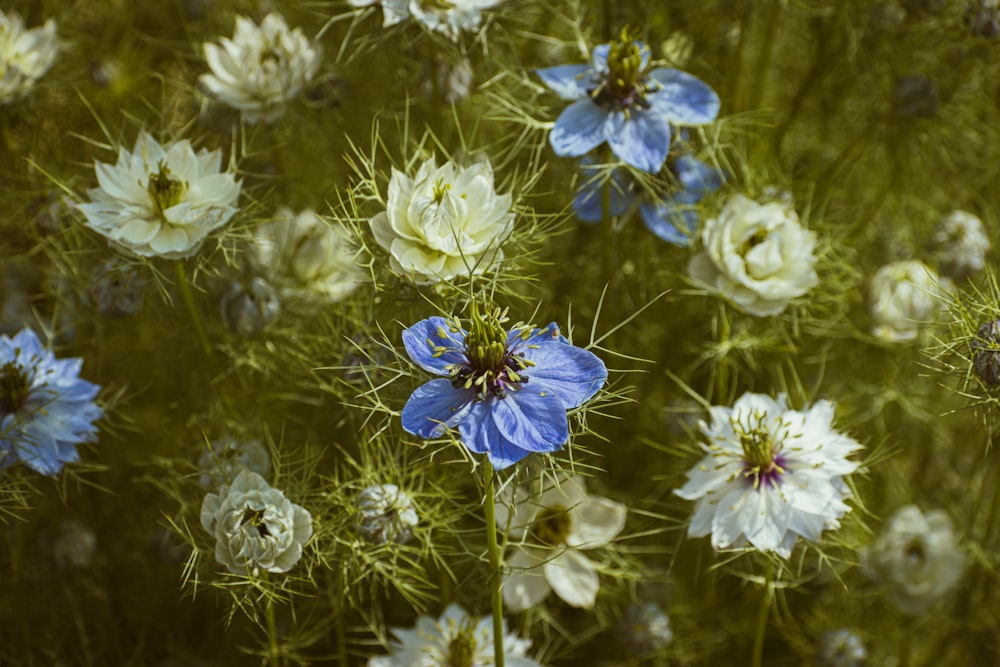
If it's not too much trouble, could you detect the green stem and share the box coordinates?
[716,304,731,404]
[175,261,211,356]
[483,460,505,667]
[266,598,281,667]
[750,565,774,667]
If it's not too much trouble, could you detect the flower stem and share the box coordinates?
[751,564,775,667]
[175,261,212,356]
[266,598,281,667]
[483,460,505,667]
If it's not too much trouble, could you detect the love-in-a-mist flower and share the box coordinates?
[369,603,544,667]
[255,208,366,302]
[861,505,966,615]
[0,328,102,476]
[369,158,513,282]
[497,474,626,611]
[349,0,410,27]
[933,210,989,278]
[356,483,419,545]
[687,193,819,317]
[200,13,321,124]
[538,30,720,173]
[77,132,241,259]
[409,0,502,41]
[400,307,607,469]
[200,469,312,575]
[869,260,949,342]
[573,152,723,245]
[675,392,862,558]
[0,10,58,105]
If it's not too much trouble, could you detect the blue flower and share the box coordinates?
[538,32,720,173]
[400,311,607,469]
[0,328,102,476]
[573,153,723,246]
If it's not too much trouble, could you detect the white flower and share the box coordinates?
[349,0,410,27]
[688,193,819,317]
[409,0,502,40]
[933,210,989,278]
[255,208,366,302]
[368,603,544,667]
[355,483,419,545]
[869,260,948,342]
[77,132,241,259]
[675,392,862,559]
[200,13,321,124]
[0,10,58,105]
[861,505,966,615]
[496,474,627,612]
[200,469,312,575]
[369,157,513,282]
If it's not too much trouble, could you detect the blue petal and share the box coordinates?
[550,100,609,158]
[647,69,721,125]
[591,44,611,71]
[521,341,607,408]
[492,389,569,453]
[572,165,634,223]
[536,64,592,100]
[673,154,724,198]
[640,200,698,246]
[402,316,466,376]
[457,402,534,469]
[605,111,671,173]
[401,379,473,438]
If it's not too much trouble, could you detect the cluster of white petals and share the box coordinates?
[369,603,544,667]
[688,193,819,317]
[933,209,990,278]
[200,469,312,575]
[255,208,366,302]
[497,474,626,612]
[200,13,321,124]
[369,157,513,282]
[349,0,410,27]
[355,483,419,545]
[350,0,500,39]
[861,505,966,615]
[77,132,241,259]
[676,392,862,558]
[868,260,949,342]
[0,10,58,104]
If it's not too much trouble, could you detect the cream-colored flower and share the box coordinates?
[200,13,321,124]
[497,474,626,612]
[869,260,948,342]
[200,469,312,575]
[933,210,989,278]
[861,505,966,615]
[355,483,419,545]
[0,10,58,104]
[369,157,513,281]
[688,193,819,317]
[409,0,502,40]
[349,0,410,27]
[255,208,366,302]
[77,132,241,259]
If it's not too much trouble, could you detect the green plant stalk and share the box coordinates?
[483,460,505,667]
[751,564,775,667]
[175,261,212,356]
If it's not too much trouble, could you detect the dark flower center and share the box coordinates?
[735,414,786,489]
[442,306,536,401]
[530,505,572,546]
[146,160,187,219]
[0,361,30,413]
[589,29,656,113]
[241,507,271,537]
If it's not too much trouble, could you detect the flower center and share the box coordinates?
[904,538,926,567]
[734,414,786,489]
[529,505,572,546]
[445,305,535,401]
[419,0,456,10]
[260,45,285,66]
[147,160,187,219]
[444,623,477,667]
[591,29,654,113]
[241,507,271,537]
[739,227,769,256]
[432,178,451,205]
[0,361,29,413]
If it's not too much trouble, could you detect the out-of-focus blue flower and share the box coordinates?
[573,153,723,246]
[538,31,720,173]
[400,309,607,469]
[0,328,102,476]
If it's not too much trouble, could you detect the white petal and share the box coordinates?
[543,549,600,609]
[566,496,626,549]
[502,548,551,613]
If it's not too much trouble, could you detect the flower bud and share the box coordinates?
[89,258,144,317]
[816,629,867,667]
[198,436,271,490]
[972,320,1000,385]
[617,602,673,654]
[52,520,97,573]
[220,277,280,337]
[355,483,419,545]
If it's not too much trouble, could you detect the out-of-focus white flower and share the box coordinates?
[200,13,321,124]
[0,10,58,105]
[497,474,626,612]
[349,0,410,27]
[933,210,989,278]
[355,483,419,545]
[369,157,513,282]
[77,132,241,259]
[368,603,544,667]
[409,0,502,41]
[197,436,271,490]
[426,56,473,104]
[816,629,867,667]
[861,505,966,615]
[200,469,312,575]
[688,193,819,317]
[675,392,862,559]
[219,277,281,338]
[255,208,365,302]
[869,260,948,342]
[617,602,673,654]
